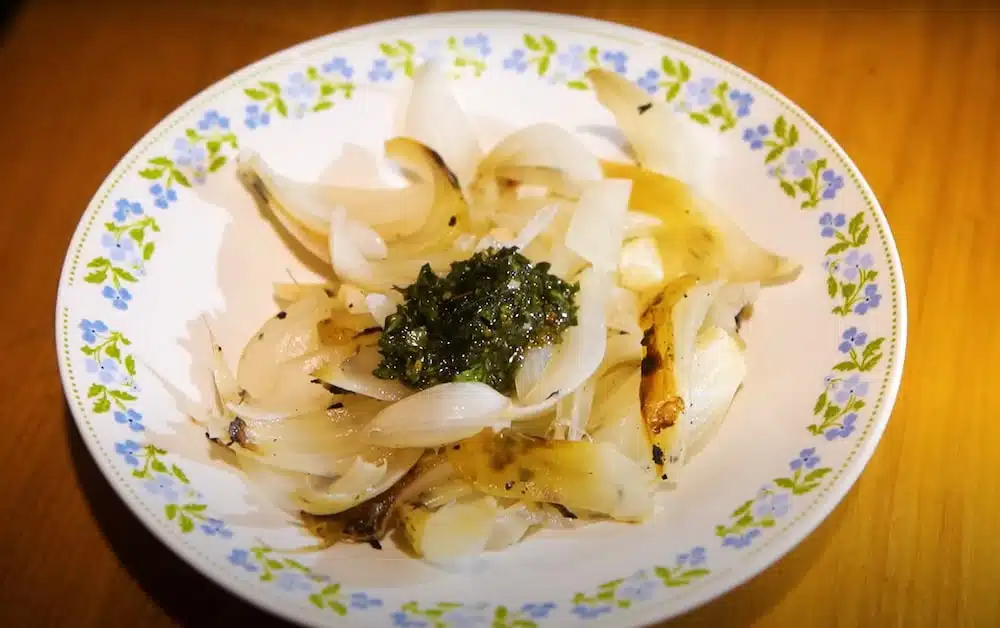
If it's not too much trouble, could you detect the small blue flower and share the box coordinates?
[196,109,230,131]
[244,104,271,130]
[637,69,660,94]
[321,56,355,79]
[618,571,657,602]
[199,517,233,538]
[678,546,707,567]
[785,148,817,178]
[285,72,316,102]
[836,375,869,404]
[822,169,845,200]
[114,409,144,432]
[102,286,133,311]
[572,604,612,619]
[728,89,754,117]
[839,327,868,353]
[601,50,628,74]
[441,606,490,627]
[685,77,717,106]
[521,602,557,619]
[753,492,791,519]
[419,40,446,63]
[79,319,108,344]
[275,571,311,592]
[843,250,875,281]
[855,283,882,315]
[227,549,259,572]
[722,528,761,549]
[149,183,178,209]
[742,124,770,150]
[348,592,383,610]
[114,440,142,466]
[825,413,858,440]
[85,356,119,384]
[390,612,429,628]
[172,138,206,168]
[368,59,394,82]
[819,212,847,237]
[822,257,841,275]
[143,476,179,501]
[101,233,137,263]
[556,44,587,74]
[790,448,820,471]
[463,33,492,57]
[112,198,143,223]
[503,49,528,74]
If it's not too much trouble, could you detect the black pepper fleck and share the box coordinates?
[637,102,653,114]
[448,215,457,227]
[651,444,665,465]
[276,311,287,319]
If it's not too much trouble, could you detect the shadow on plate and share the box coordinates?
[64,403,298,628]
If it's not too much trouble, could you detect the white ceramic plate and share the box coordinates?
[56,10,906,627]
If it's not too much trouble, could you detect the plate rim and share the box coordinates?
[54,9,908,627]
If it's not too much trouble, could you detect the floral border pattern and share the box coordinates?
[62,28,899,627]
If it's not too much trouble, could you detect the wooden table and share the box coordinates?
[1,0,997,626]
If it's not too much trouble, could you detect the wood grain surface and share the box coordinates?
[1,0,997,626]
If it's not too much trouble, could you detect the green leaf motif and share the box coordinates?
[689,113,711,125]
[209,156,227,172]
[841,283,856,298]
[171,465,189,484]
[863,337,885,357]
[313,101,334,112]
[826,241,850,255]
[398,40,415,54]
[824,404,841,420]
[172,170,192,188]
[773,478,795,489]
[774,115,788,139]
[179,514,195,533]
[87,383,104,398]
[139,168,164,180]
[767,148,786,164]
[833,361,856,371]
[274,98,289,118]
[112,267,137,283]
[826,275,838,298]
[321,584,341,595]
[787,124,799,146]
[665,83,681,102]
[308,594,324,609]
[849,212,864,235]
[661,57,677,76]
[537,55,550,76]
[566,80,589,90]
[149,157,173,167]
[328,602,347,616]
[260,81,281,94]
[379,42,398,57]
[523,34,541,51]
[678,61,692,81]
[856,225,870,246]
[165,504,178,520]
[84,270,108,284]
[150,459,167,473]
[93,398,111,413]
[804,468,832,483]
[108,390,136,401]
[813,391,828,414]
[142,242,155,261]
[541,35,557,53]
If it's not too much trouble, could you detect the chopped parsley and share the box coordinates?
[373,247,579,394]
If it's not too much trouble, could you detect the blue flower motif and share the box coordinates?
[390,612,429,628]
[227,549,260,572]
[463,33,492,57]
[348,592,383,610]
[685,77,717,106]
[826,413,858,440]
[102,286,133,311]
[556,44,587,74]
[618,571,657,602]
[101,233,137,263]
[114,440,142,466]
[285,72,316,102]
[742,124,770,150]
[244,104,271,130]
[855,283,882,315]
[143,476,179,501]
[842,250,875,281]
[572,604,612,619]
[149,183,178,209]
[196,109,230,131]
[637,69,660,94]
[419,40,446,63]
[199,517,233,538]
[677,546,707,567]
[790,448,820,471]
[172,138,206,168]
[85,356,119,384]
[722,528,761,549]
[321,56,355,79]
[785,148,817,178]
[601,50,628,74]
[114,409,144,432]
[503,49,528,73]
[819,212,847,237]
[822,169,845,200]
[521,602,557,619]
[753,492,791,519]
[112,199,143,223]
[835,374,869,404]
[728,89,754,117]
[368,59,394,82]
[275,571,312,592]
[839,327,868,353]
[79,319,108,344]
[767,165,786,179]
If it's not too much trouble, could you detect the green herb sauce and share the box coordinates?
[374,247,579,394]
